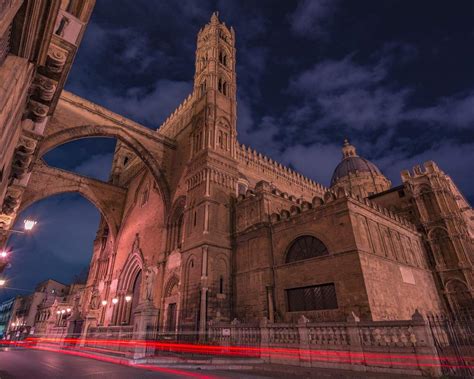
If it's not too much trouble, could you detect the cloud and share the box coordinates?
[289,0,338,38]
[91,79,193,128]
[405,92,474,129]
[289,55,386,94]
[73,153,114,181]
[287,52,474,137]
[280,143,341,186]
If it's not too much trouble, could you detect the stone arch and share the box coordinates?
[18,163,126,240]
[183,254,200,320]
[428,226,457,267]
[166,196,186,253]
[113,238,145,325]
[164,275,180,298]
[36,124,171,210]
[445,279,473,312]
[118,242,145,292]
[163,274,180,332]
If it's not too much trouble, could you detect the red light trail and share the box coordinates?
[1,337,472,372]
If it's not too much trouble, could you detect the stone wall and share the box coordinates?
[234,185,444,324]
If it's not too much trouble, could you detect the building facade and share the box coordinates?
[0,11,472,340]
[4,279,68,339]
[0,296,16,337]
[0,0,95,273]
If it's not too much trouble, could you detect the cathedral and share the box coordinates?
[81,13,473,334]
[0,5,472,340]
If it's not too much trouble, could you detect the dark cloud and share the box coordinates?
[289,0,339,38]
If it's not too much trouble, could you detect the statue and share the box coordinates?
[90,289,100,310]
[144,266,158,301]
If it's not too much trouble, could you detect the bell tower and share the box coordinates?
[180,13,239,336]
[191,11,237,159]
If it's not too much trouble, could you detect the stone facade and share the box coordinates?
[0,0,95,273]
[1,11,473,340]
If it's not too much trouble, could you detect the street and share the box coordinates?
[0,348,237,379]
[0,347,426,379]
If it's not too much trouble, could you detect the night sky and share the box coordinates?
[2,0,474,301]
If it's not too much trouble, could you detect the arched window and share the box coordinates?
[446,281,473,313]
[168,197,185,252]
[199,79,206,96]
[286,236,328,263]
[219,51,227,66]
[218,78,228,96]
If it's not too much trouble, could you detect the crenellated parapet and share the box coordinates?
[401,160,442,181]
[157,92,195,138]
[236,184,417,232]
[236,143,327,197]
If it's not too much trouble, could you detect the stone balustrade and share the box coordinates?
[207,313,442,377]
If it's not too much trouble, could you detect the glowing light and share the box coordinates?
[61,310,66,314]
[125,295,132,302]
[101,300,107,306]
[24,219,37,231]
[0,251,7,258]
[11,323,15,327]
[66,308,71,313]
[16,336,474,372]
[0,279,5,286]
[112,298,118,304]
[56,311,61,315]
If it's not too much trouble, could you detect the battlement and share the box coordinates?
[156,92,195,138]
[236,184,417,232]
[236,143,327,196]
[401,161,442,181]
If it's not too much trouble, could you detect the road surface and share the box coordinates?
[0,347,419,378]
[0,347,248,379]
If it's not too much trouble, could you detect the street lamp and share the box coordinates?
[125,295,132,302]
[101,300,107,306]
[66,308,71,313]
[0,279,5,286]
[23,219,37,231]
[5,219,38,235]
[112,298,118,305]
[0,250,7,258]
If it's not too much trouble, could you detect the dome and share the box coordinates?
[330,139,383,187]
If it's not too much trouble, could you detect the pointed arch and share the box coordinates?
[164,275,180,298]
[166,196,186,253]
[37,124,172,211]
[118,235,145,292]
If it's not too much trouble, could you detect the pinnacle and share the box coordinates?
[211,11,219,24]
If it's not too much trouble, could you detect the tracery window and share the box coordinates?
[286,236,328,263]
